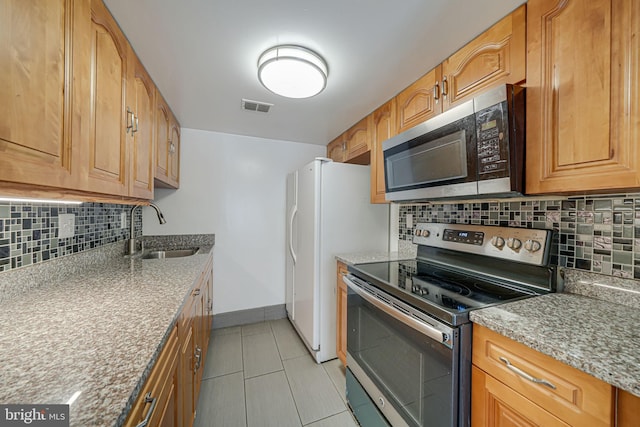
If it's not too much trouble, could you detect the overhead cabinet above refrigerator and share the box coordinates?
[286,158,390,363]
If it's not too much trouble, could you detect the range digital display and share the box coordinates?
[443,229,484,245]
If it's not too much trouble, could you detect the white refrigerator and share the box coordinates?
[286,158,389,363]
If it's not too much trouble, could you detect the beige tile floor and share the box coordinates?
[193,318,358,427]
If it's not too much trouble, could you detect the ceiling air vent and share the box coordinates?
[241,99,273,113]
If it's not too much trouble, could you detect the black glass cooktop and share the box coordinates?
[348,259,538,326]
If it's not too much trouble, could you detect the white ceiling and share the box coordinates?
[104,0,525,146]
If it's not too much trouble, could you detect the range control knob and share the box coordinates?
[491,236,505,248]
[506,237,522,250]
[524,239,542,252]
[420,229,430,238]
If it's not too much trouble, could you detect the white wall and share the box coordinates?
[144,128,325,314]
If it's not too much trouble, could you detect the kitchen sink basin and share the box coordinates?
[141,248,200,259]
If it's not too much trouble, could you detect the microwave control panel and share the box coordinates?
[476,102,508,176]
[413,223,552,266]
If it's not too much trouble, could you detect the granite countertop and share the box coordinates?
[470,274,640,397]
[0,234,215,427]
[335,240,417,265]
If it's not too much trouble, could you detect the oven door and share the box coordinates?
[383,100,478,201]
[345,275,469,427]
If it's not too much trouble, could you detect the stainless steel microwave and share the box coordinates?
[383,84,525,201]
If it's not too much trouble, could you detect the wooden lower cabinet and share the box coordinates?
[127,254,213,427]
[472,325,614,427]
[125,326,179,427]
[179,255,213,427]
[336,261,348,367]
[616,389,640,427]
[472,366,570,427]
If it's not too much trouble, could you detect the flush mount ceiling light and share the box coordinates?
[258,45,328,99]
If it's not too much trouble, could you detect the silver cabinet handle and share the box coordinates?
[433,82,440,104]
[499,356,556,389]
[194,346,202,372]
[126,107,135,134]
[169,142,176,154]
[135,392,157,427]
[133,115,139,133]
[193,288,201,296]
[442,76,448,99]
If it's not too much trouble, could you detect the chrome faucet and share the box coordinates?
[127,203,166,255]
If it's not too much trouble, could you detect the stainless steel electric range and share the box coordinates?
[344,223,556,427]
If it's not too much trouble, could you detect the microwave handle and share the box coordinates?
[344,275,447,345]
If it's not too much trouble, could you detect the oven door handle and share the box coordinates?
[344,275,448,345]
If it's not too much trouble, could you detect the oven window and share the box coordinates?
[347,290,457,427]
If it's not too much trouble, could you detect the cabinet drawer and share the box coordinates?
[125,325,179,426]
[472,324,613,427]
[472,366,570,427]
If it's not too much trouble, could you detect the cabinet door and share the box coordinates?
[85,0,129,196]
[345,116,371,161]
[395,66,442,133]
[371,100,396,203]
[155,92,171,184]
[336,262,348,367]
[472,366,570,427]
[441,5,525,111]
[129,54,155,199]
[526,0,640,194]
[180,324,196,427]
[327,135,346,162]
[0,0,80,189]
[617,389,640,427]
[169,118,180,187]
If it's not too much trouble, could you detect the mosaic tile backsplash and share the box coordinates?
[398,194,640,279]
[0,202,142,273]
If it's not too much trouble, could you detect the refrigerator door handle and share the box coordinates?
[289,206,297,263]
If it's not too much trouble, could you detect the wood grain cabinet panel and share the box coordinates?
[327,134,346,163]
[396,66,442,133]
[345,116,371,160]
[441,5,526,111]
[169,117,180,187]
[472,325,614,427]
[472,366,570,427]
[370,99,396,204]
[0,0,80,189]
[155,91,180,189]
[616,389,640,427]
[85,0,129,196]
[124,326,179,427]
[129,54,155,199]
[336,261,348,367]
[526,0,640,194]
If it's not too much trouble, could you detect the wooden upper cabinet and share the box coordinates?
[169,115,181,187]
[0,0,80,189]
[396,66,442,133]
[129,54,155,199]
[155,91,180,189]
[84,0,129,196]
[345,116,371,160]
[371,99,396,203]
[327,134,346,162]
[441,4,526,111]
[526,0,640,194]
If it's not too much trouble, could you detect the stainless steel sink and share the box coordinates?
[141,248,200,259]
